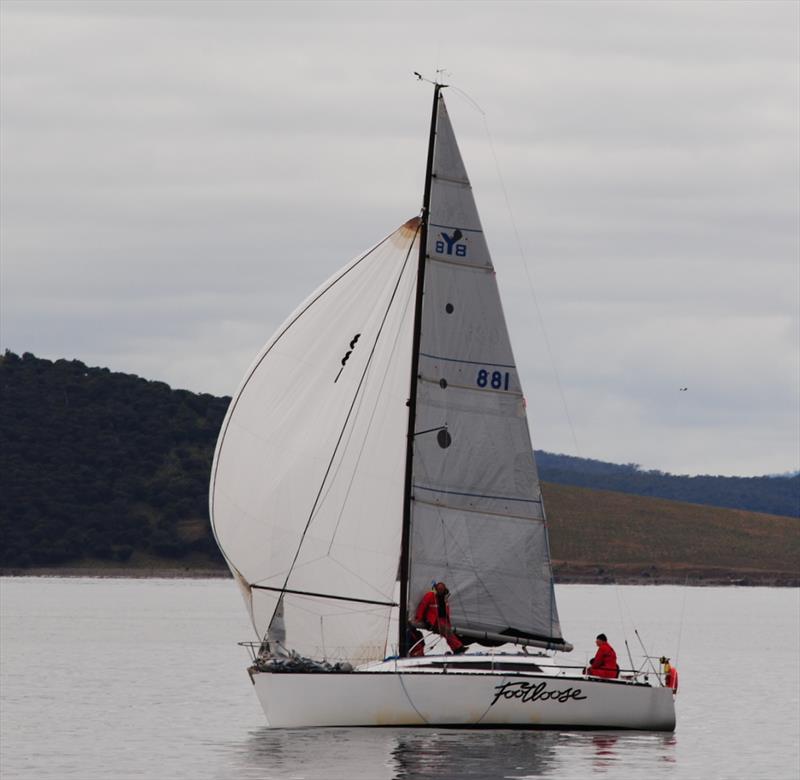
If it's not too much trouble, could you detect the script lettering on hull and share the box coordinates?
[491,680,587,708]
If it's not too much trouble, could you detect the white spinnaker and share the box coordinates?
[210,220,419,662]
[408,97,564,644]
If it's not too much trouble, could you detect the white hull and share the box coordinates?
[250,663,676,731]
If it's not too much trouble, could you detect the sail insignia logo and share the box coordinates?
[435,229,467,257]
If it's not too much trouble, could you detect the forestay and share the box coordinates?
[407,95,565,646]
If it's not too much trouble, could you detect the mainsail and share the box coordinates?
[405,92,565,648]
[209,87,568,665]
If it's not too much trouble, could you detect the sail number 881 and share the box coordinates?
[476,369,510,390]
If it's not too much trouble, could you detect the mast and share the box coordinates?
[398,83,442,656]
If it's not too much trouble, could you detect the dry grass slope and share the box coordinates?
[4,483,797,585]
[543,482,800,585]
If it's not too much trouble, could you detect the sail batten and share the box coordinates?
[429,222,483,233]
[413,485,543,505]
[414,498,543,523]
[420,353,516,368]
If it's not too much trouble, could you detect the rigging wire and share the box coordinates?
[478,85,575,640]
[634,629,660,677]
[448,85,582,459]
[614,580,631,645]
[674,575,690,666]
[615,581,651,675]
[539,494,561,641]
[623,638,637,676]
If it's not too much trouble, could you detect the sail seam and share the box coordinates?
[429,222,483,233]
[418,374,523,398]
[427,255,493,272]
[419,352,516,369]
[413,484,542,504]
[413,497,542,521]
[432,173,471,186]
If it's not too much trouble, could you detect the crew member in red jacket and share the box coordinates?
[585,633,619,678]
[413,582,466,654]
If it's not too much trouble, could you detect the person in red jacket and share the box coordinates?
[413,582,466,655]
[585,633,619,678]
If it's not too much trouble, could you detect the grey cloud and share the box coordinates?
[1,0,797,476]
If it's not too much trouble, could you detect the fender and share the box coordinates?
[665,666,679,693]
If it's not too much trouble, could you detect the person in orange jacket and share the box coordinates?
[585,633,619,678]
[412,582,466,655]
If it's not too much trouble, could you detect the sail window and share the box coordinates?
[439,378,448,389]
[437,429,452,449]
[445,303,454,313]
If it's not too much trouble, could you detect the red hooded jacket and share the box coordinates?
[415,590,449,628]
[412,588,464,654]
[588,641,618,679]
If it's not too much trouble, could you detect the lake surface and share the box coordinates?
[1,578,797,779]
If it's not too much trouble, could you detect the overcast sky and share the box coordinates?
[2,0,798,477]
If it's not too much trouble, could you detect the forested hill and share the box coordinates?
[0,351,797,570]
[535,452,799,519]
[0,351,230,567]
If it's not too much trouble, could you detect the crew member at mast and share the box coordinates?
[585,633,619,678]
[413,582,466,654]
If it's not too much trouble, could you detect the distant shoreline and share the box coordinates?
[552,562,799,587]
[2,565,797,587]
[0,566,230,579]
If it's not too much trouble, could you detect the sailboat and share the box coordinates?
[209,83,677,731]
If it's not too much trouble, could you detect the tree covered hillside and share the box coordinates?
[535,451,799,518]
[0,351,229,567]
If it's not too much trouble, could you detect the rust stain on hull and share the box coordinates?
[375,708,427,726]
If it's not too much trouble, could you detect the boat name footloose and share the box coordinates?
[490,680,587,707]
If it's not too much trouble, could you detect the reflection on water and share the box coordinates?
[591,734,619,771]
[239,727,401,780]
[390,730,557,779]
[233,727,676,779]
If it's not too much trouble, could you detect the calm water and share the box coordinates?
[1,578,797,779]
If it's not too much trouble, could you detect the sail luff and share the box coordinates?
[399,83,443,656]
